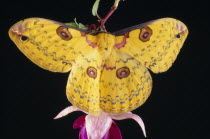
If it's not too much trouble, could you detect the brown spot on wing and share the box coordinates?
[116,67,130,79]
[56,26,72,41]
[87,67,97,79]
[139,27,152,42]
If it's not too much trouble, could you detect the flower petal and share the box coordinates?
[86,112,112,139]
[111,112,147,137]
[102,121,122,139]
[79,126,88,139]
[54,106,78,119]
[73,115,88,139]
[73,115,86,129]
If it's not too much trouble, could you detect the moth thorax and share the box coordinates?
[96,33,115,58]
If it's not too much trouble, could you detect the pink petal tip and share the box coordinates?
[111,112,147,137]
[54,106,78,119]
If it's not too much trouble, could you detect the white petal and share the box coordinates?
[54,106,78,119]
[111,112,147,137]
[86,112,112,139]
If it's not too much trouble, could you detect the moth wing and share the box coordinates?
[66,52,102,115]
[9,18,97,72]
[114,18,188,73]
[99,51,152,114]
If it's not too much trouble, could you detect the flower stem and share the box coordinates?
[89,0,122,31]
[100,6,116,31]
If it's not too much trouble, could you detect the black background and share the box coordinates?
[1,0,209,139]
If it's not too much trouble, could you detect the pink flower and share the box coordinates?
[73,115,121,139]
[54,106,146,139]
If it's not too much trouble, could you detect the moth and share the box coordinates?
[9,17,188,115]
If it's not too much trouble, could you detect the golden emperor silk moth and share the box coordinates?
[9,18,188,115]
